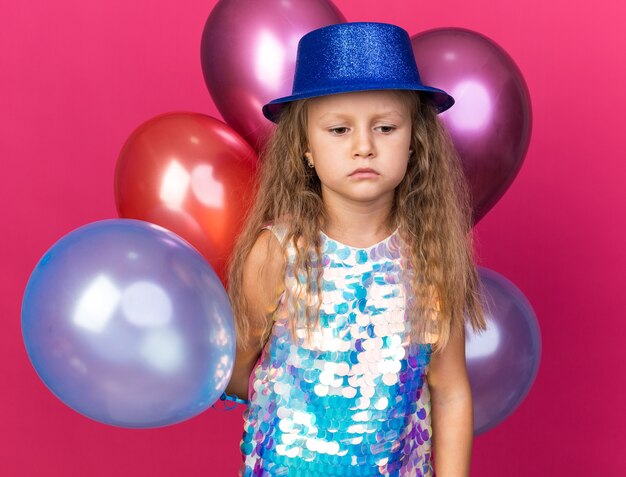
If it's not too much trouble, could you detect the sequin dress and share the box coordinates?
[239,225,434,477]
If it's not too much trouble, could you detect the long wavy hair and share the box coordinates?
[227,90,486,354]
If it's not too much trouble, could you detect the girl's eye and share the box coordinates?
[329,127,349,136]
[376,125,396,134]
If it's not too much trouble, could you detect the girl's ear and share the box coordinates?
[303,151,314,168]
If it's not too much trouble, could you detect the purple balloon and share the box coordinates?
[22,219,235,428]
[411,28,532,224]
[200,0,345,151]
[466,267,541,435]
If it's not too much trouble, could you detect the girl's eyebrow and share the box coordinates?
[317,110,405,123]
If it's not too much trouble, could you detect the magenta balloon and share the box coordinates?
[466,267,541,435]
[201,0,346,151]
[22,219,235,428]
[411,28,532,224]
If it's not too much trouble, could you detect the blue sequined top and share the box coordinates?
[239,225,434,477]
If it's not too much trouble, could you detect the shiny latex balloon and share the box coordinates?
[115,113,257,282]
[411,28,532,224]
[22,219,235,428]
[466,266,541,435]
[201,0,346,151]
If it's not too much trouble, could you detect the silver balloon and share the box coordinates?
[466,266,541,434]
[22,219,235,428]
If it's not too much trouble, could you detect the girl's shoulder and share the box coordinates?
[261,221,289,245]
[249,225,286,271]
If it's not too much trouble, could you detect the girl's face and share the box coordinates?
[305,90,412,209]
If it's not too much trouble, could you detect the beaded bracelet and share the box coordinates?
[212,391,249,411]
[221,392,249,405]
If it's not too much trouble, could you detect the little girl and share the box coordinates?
[224,22,486,477]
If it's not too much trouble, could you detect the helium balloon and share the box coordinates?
[411,28,532,224]
[115,112,257,282]
[201,0,346,150]
[22,219,235,428]
[466,266,541,435]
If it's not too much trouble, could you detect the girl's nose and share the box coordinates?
[353,128,375,158]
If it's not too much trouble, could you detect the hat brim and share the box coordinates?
[262,84,454,123]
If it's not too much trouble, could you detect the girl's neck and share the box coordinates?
[321,197,395,248]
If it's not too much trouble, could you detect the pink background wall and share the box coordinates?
[2,0,625,475]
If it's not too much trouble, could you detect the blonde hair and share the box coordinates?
[227,90,486,354]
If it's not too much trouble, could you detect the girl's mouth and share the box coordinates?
[349,168,380,178]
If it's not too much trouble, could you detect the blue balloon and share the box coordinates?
[22,219,235,428]
[466,266,542,435]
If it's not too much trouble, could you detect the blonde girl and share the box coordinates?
[224,22,486,477]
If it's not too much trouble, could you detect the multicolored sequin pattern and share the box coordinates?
[240,226,434,476]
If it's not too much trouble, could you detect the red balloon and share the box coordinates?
[115,113,257,282]
[201,0,346,151]
[411,28,532,224]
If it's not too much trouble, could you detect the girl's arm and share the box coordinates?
[427,322,474,477]
[224,229,285,401]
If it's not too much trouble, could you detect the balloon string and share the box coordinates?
[212,392,249,411]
